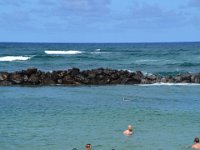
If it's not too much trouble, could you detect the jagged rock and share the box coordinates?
[9,73,23,84]
[62,75,79,85]
[37,73,46,83]
[111,73,119,80]
[191,74,200,83]
[181,74,191,81]
[0,72,8,81]
[127,78,141,84]
[103,69,114,75]
[194,75,200,83]
[136,71,144,78]
[0,68,200,86]
[120,78,130,84]
[129,73,142,83]
[97,74,104,80]
[26,68,38,76]
[74,74,89,84]
[141,79,152,84]
[42,78,56,85]
[146,75,157,81]
[56,71,67,78]
[88,71,96,79]
[28,74,39,84]
[0,80,12,86]
[51,71,59,82]
[89,79,98,84]
[68,68,80,76]
[160,77,167,83]
[23,75,29,82]
[175,74,191,83]
[81,70,89,77]
[57,79,63,84]
[175,75,182,82]
[168,78,175,83]
[110,79,120,84]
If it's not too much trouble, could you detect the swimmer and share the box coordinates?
[192,137,200,149]
[85,144,91,150]
[123,125,133,136]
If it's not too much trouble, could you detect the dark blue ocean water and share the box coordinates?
[0,42,200,75]
[0,42,200,150]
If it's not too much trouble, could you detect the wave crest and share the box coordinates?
[45,50,82,55]
[0,56,31,62]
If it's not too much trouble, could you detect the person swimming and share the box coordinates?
[192,137,200,149]
[123,125,133,136]
[85,144,92,150]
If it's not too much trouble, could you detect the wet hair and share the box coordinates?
[86,144,91,148]
[72,148,77,150]
[194,137,199,143]
[128,128,132,132]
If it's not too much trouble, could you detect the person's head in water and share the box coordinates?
[192,137,200,149]
[123,124,133,136]
[85,144,91,150]
[194,137,199,143]
[128,125,133,132]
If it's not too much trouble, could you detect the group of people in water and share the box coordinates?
[72,124,200,149]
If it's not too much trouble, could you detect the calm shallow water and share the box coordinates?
[1,42,200,150]
[0,85,199,150]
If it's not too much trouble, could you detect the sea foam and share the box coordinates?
[45,50,82,55]
[140,83,200,86]
[0,56,31,62]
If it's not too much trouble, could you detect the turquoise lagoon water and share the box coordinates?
[0,85,200,150]
[0,42,200,150]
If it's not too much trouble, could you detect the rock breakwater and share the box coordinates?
[0,68,200,86]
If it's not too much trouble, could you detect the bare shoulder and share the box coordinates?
[123,130,127,134]
[192,144,200,149]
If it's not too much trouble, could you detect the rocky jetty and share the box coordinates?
[0,68,200,86]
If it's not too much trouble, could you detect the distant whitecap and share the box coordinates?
[0,56,31,62]
[135,59,159,63]
[45,50,82,55]
[123,97,131,101]
[90,52,105,54]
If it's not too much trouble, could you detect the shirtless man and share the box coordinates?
[123,125,133,136]
[192,137,200,149]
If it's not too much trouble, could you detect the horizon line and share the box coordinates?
[0,41,200,44]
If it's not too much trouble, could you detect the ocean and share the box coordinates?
[0,42,200,150]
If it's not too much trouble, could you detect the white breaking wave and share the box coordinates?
[95,49,101,51]
[45,50,82,55]
[0,56,31,62]
[122,69,134,73]
[142,71,153,76]
[140,83,200,86]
